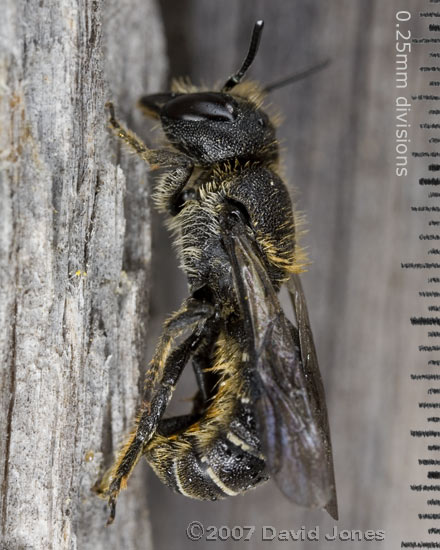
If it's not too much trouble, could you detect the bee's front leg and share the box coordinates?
[106,102,193,216]
[97,297,214,524]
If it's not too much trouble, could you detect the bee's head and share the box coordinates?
[138,21,279,164]
[138,20,328,165]
[139,90,277,164]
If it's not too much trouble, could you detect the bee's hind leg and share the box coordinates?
[98,297,214,524]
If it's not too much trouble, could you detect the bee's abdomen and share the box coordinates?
[145,400,268,500]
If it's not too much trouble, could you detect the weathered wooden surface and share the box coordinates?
[0,1,165,548]
[146,0,431,548]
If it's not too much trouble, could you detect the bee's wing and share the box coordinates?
[223,230,337,518]
[286,273,338,520]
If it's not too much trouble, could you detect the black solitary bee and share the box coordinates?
[98,20,338,523]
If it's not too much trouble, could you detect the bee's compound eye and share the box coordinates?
[162,92,237,122]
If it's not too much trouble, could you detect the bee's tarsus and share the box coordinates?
[105,101,117,124]
[107,496,116,525]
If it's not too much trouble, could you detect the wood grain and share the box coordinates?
[0,1,165,548]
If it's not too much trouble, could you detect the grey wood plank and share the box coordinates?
[0,1,166,548]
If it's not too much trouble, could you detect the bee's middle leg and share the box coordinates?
[190,321,220,414]
[157,413,200,436]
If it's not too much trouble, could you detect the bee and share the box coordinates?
[97,20,338,524]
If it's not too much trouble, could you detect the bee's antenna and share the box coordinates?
[222,20,264,92]
[264,59,331,93]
